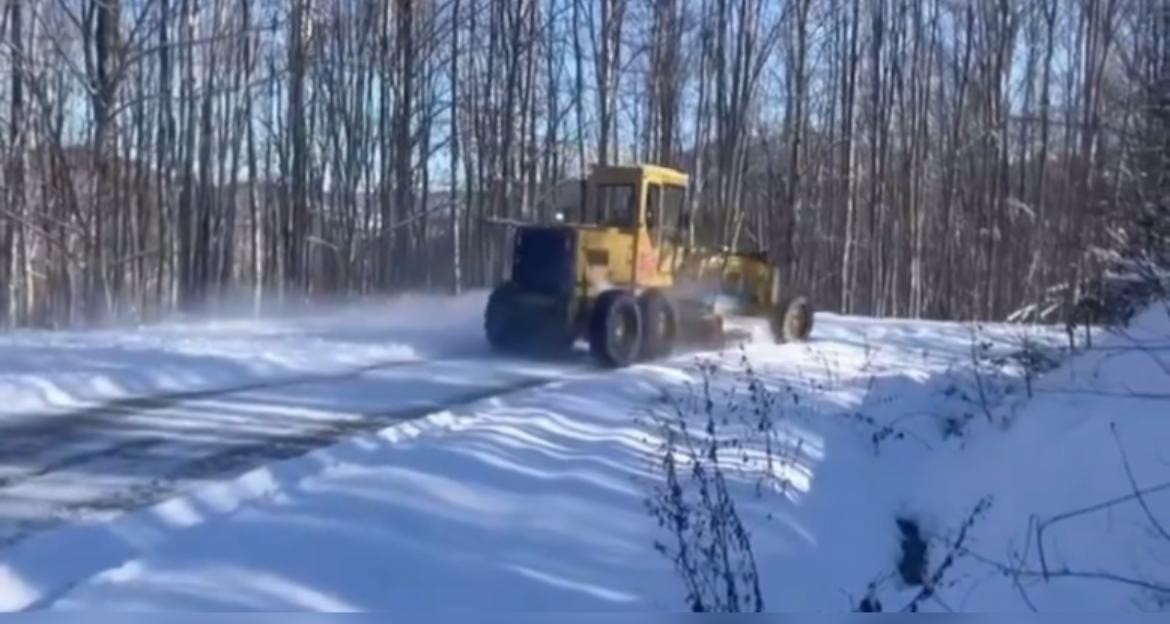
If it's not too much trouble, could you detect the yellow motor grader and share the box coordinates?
[484,163,814,367]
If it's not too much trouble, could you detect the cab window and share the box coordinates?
[662,184,685,235]
[595,184,636,227]
[647,183,686,242]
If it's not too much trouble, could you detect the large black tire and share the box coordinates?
[485,282,575,356]
[772,296,814,343]
[484,282,522,352]
[638,289,678,361]
[589,289,643,367]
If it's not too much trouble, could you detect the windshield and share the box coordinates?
[647,183,687,245]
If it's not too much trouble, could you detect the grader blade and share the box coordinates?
[676,312,724,349]
[674,309,769,351]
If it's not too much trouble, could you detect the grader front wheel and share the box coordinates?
[638,289,678,361]
[773,296,814,343]
[589,289,643,367]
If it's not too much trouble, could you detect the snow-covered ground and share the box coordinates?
[0,290,1166,611]
[913,301,1170,611]
[0,293,592,553]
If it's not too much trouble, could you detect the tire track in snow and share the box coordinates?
[0,357,442,494]
[0,351,523,489]
[0,354,587,549]
[57,375,559,518]
[0,355,442,443]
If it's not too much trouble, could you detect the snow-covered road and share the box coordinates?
[0,355,587,549]
[0,292,596,550]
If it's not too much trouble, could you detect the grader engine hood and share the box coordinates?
[511,226,578,295]
[669,250,777,316]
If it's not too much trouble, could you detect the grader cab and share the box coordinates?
[483,163,813,367]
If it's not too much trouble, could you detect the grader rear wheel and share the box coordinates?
[485,282,575,356]
[485,282,522,352]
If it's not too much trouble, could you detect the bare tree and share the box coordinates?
[0,0,1160,329]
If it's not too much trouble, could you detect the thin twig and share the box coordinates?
[1035,480,1170,579]
[962,547,1170,596]
[968,326,997,423]
[900,497,991,612]
[1031,388,1170,401]
[1110,422,1170,542]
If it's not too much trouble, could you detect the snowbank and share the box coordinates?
[909,301,1170,611]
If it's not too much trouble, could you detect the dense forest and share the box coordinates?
[0,0,1166,328]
